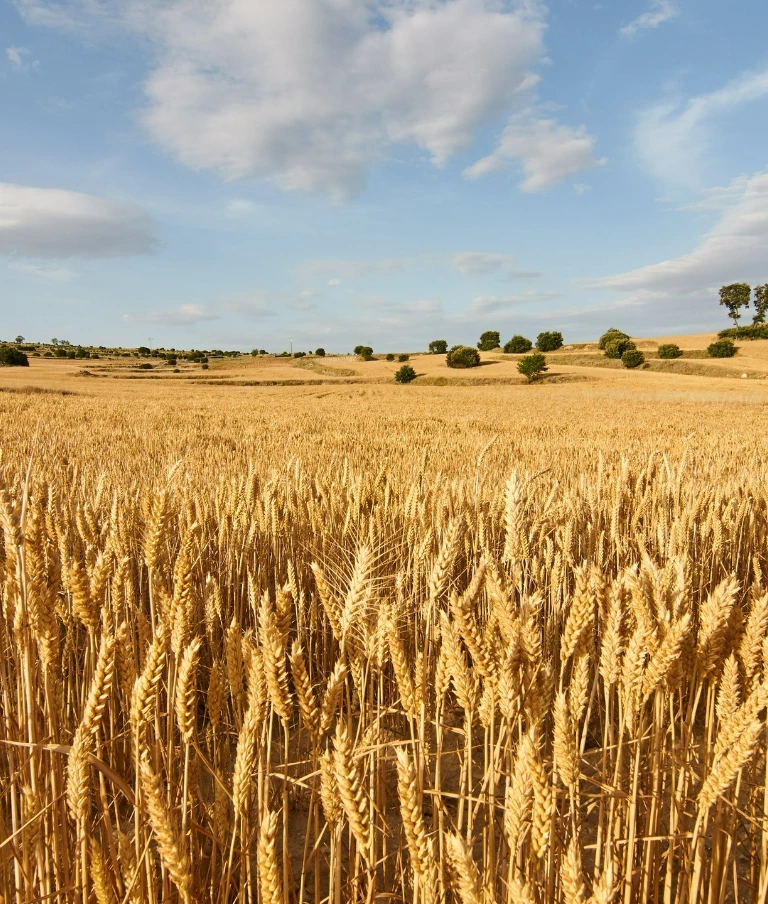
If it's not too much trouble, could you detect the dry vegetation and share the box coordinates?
[3,376,768,903]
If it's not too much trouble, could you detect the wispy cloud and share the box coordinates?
[7,260,74,281]
[468,290,561,315]
[123,304,219,326]
[620,0,679,37]
[635,68,768,186]
[6,45,39,73]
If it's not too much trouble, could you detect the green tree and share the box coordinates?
[446,345,481,368]
[315,348,326,356]
[719,283,751,325]
[517,353,547,382]
[753,285,768,324]
[477,330,501,351]
[138,346,151,356]
[429,339,448,354]
[657,344,682,359]
[15,335,24,344]
[536,331,564,352]
[358,346,374,361]
[604,337,636,359]
[621,349,645,368]
[353,345,364,355]
[598,328,629,350]
[503,335,532,354]
[394,364,417,383]
[0,345,29,366]
[398,354,409,362]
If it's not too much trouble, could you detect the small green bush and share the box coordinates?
[517,353,547,382]
[166,357,177,365]
[536,331,564,352]
[76,347,90,359]
[429,339,448,354]
[598,328,630,350]
[708,338,737,358]
[394,364,417,383]
[202,363,209,370]
[446,345,481,368]
[657,344,682,359]
[138,363,153,370]
[294,351,306,358]
[398,353,409,362]
[604,337,636,359]
[386,353,395,361]
[503,335,532,354]
[251,349,259,356]
[0,345,29,367]
[315,348,326,357]
[54,347,67,358]
[717,324,768,340]
[357,346,374,361]
[621,349,645,368]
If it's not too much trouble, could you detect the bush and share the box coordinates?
[202,363,209,370]
[166,357,178,366]
[394,364,417,384]
[536,331,564,352]
[386,353,395,361]
[518,353,547,382]
[477,330,501,351]
[315,348,326,357]
[604,337,636,359]
[398,354,409,362]
[598,328,630,350]
[657,344,682,359]
[54,347,67,358]
[621,349,645,369]
[138,346,151,356]
[0,345,29,367]
[429,339,448,354]
[503,335,533,354]
[358,346,374,361]
[446,345,480,368]
[67,350,77,359]
[708,338,737,358]
[353,345,364,355]
[76,347,90,359]
[138,363,153,370]
[251,349,259,356]
[294,351,306,358]
[718,324,768,340]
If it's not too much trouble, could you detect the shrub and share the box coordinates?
[477,330,501,351]
[429,339,448,354]
[503,335,533,354]
[536,331,564,352]
[67,350,77,359]
[518,353,547,382]
[251,349,259,356]
[353,345,364,355]
[398,354,409,362]
[44,351,53,358]
[166,357,178,366]
[708,338,737,358]
[622,349,645,369]
[54,348,67,358]
[386,353,395,361]
[138,346,151,356]
[315,348,326,357]
[446,345,480,368]
[358,346,374,361]
[394,364,417,383]
[202,363,209,370]
[294,351,306,358]
[657,344,682,359]
[604,337,636,359]
[138,363,153,370]
[0,345,29,367]
[718,324,768,340]
[75,347,90,359]
[598,328,629,350]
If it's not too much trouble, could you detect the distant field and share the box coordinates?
[3,339,768,903]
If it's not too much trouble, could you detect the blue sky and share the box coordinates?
[2,0,768,352]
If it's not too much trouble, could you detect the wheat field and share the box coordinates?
[2,377,768,903]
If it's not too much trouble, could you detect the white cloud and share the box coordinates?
[620,0,678,37]
[635,68,768,186]
[452,251,541,278]
[7,260,74,281]
[327,278,341,287]
[0,183,158,257]
[588,171,768,303]
[468,290,561,314]
[6,46,39,73]
[18,0,598,197]
[123,304,218,326]
[464,114,603,192]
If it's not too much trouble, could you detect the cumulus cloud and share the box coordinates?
[587,171,768,303]
[0,183,158,257]
[635,68,768,186]
[6,46,39,72]
[464,114,603,191]
[18,0,598,197]
[620,0,678,37]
